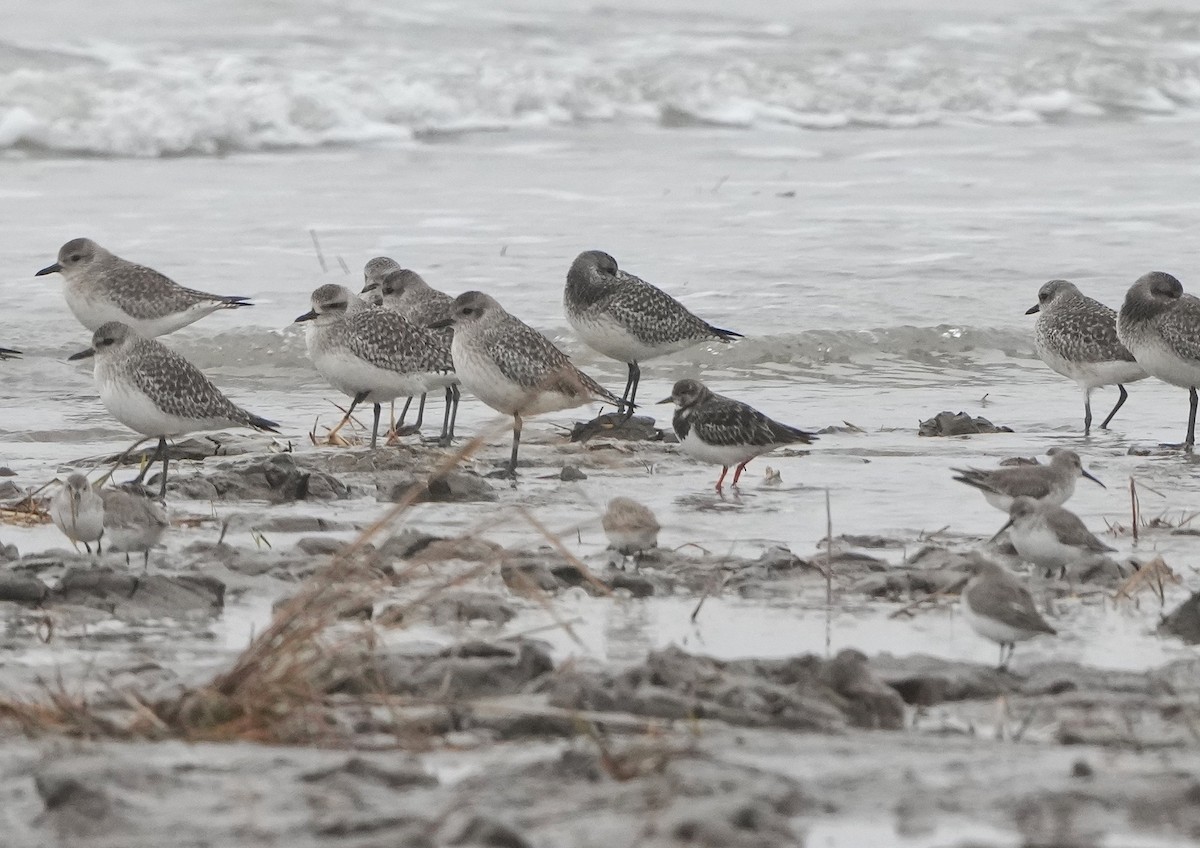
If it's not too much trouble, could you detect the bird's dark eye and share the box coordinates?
[70,254,81,262]
[462,307,474,316]
[332,301,347,310]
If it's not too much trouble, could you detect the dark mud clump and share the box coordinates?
[919,411,1013,436]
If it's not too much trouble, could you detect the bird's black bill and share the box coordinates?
[35,262,62,277]
[293,310,318,323]
[1082,469,1106,488]
[67,347,95,361]
[1025,304,1040,315]
[427,318,453,330]
[987,519,1014,544]
[656,396,674,405]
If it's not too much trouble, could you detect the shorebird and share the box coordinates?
[102,486,168,569]
[0,347,20,360]
[951,448,1103,512]
[1117,271,1200,450]
[659,378,816,491]
[360,255,400,304]
[564,250,741,415]
[429,290,622,476]
[1027,279,1147,434]
[67,321,279,497]
[997,496,1115,578]
[960,555,1057,670]
[36,238,251,337]
[49,473,105,554]
[602,496,660,566]
[296,284,455,448]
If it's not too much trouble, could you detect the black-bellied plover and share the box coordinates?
[429,290,622,476]
[49,473,104,554]
[296,284,455,448]
[658,378,816,491]
[1117,271,1200,450]
[102,486,168,569]
[960,555,1057,670]
[951,448,1103,512]
[602,496,660,566]
[67,321,279,497]
[36,238,251,337]
[1027,279,1147,434]
[361,256,400,304]
[564,251,741,415]
[377,268,460,443]
[999,496,1115,578]
[0,346,20,360]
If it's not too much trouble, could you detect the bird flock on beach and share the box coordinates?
[7,236,1200,667]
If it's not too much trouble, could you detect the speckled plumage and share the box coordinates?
[36,238,251,337]
[951,448,1101,512]
[960,557,1056,669]
[602,496,660,560]
[379,269,455,328]
[361,256,401,303]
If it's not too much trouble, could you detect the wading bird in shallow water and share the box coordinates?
[102,486,168,569]
[36,237,251,337]
[564,250,740,416]
[996,496,1116,579]
[1027,279,1146,434]
[68,321,279,498]
[960,555,1057,670]
[49,473,105,554]
[1117,271,1200,450]
[951,448,1103,512]
[659,378,816,491]
[602,496,660,567]
[430,291,622,477]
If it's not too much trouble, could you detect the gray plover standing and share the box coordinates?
[68,321,279,497]
[1027,279,1147,434]
[564,251,741,414]
[49,473,105,554]
[1117,271,1200,450]
[0,346,20,360]
[602,496,660,566]
[960,555,1057,670]
[659,378,816,491]
[102,486,168,569]
[951,448,1104,512]
[361,256,400,304]
[429,290,622,476]
[998,496,1115,578]
[36,238,251,337]
[296,284,455,448]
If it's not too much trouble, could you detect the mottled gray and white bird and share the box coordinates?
[296,284,455,448]
[102,486,168,569]
[951,448,1103,512]
[67,321,279,497]
[602,496,660,565]
[997,496,1115,578]
[1117,271,1200,450]
[360,256,399,305]
[960,556,1057,670]
[49,473,105,554]
[564,251,741,414]
[430,290,622,476]
[659,378,816,491]
[0,346,20,360]
[1027,279,1146,434]
[36,238,251,337]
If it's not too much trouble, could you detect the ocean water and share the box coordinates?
[2,0,1200,672]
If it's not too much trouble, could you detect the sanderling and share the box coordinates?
[102,486,168,569]
[1027,279,1147,434]
[0,347,20,360]
[296,284,455,448]
[1117,271,1200,449]
[49,473,105,554]
[36,238,251,337]
[602,496,660,566]
[960,555,1057,670]
[998,495,1115,578]
[377,268,460,442]
[951,448,1103,512]
[68,321,279,497]
[429,290,622,476]
[658,378,816,491]
[564,251,741,414]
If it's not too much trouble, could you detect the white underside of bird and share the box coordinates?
[66,281,220,338]
[569,312,699,364]
[451,337,589,417]
[1127,338,1200,388]
[960,595,1041,645]
[97,368,235,436]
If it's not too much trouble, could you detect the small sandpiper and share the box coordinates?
[1027,279,1147,434]
[602,496,660,567]
[0,346,20,360]
[1116,271,1200,450]
[564,250,741,414]
[68,321,279,497]
[659,378,816,491]
[952,448,1103,512]
[36,238,251,337]
[102,486,168,569]
[960,555,1057,670]
[296,284,456,448]
[430,290,622,476]
[49,473,105,554]
[998,496,1115,578]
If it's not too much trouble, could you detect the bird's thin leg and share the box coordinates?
[507,413,522,477]
[414,394,426,429]
[621,363,640,419]
[618,364,636,409]
[125,553,131,567]
[448,385,461,443]
[84,542,91,554]
[731,460,752,486]
[1188,387,1197,451]
[1083,387,1092,436]
[1099,384,1128,430]
[158,436,169,499]
[133,438,163,486]
[997,642,1007,671]
[143,550,150,571]
[333,390,367,445]
[438,386,455,446]
[371,403,382,449]
[97,536,102,555]
[714,466,729,491]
